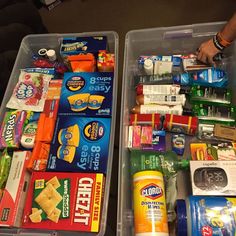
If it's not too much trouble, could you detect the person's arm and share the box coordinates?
[197,12,236,64]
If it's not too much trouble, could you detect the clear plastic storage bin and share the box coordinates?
[117,22,236,236]
[0,31,118,236]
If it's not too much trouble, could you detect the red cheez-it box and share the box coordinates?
[22,172,105,232]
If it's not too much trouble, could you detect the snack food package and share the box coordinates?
[58,72,113,117]
[47,115,111,173]
[60,36,107,58]
[0,110,27,149]
[22,172,105,232]
[6,68,54,112]
[0,149,12,189]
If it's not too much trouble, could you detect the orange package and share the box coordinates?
[36,113,56,143]
[67,53,96,72]
[27,141,50,171]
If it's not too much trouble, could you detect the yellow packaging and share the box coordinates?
[67,93,90,112]
[58,124,80,147]
[88,95,105,110]
[133,171,169,236]
[57,145,76,163]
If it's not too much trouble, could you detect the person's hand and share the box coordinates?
[196,39,221,65]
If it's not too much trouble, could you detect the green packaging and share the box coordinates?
[130,150,189,176]
[0,149,12,189]
[192,103,236,125]
[190,85,232,105]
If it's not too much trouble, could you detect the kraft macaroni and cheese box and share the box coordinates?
[58,72,113,117]
[60,36,107,58]
[22,172,105,232]
[47,115,111,173]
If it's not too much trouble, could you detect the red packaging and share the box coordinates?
[136,84,143,95]
[129,113,161,129]
[22,172,105,232]
[132,126,141,148]
[0,151,31,227]
[164,114,198,135]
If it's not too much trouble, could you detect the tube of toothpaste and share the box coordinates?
[173,68,228,88]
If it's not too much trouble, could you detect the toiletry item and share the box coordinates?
[131,105,183,115]
[136,84,181,95]
[136,94,186,106]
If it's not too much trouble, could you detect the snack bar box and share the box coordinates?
[117,22,236,236]
[0,32,118,236]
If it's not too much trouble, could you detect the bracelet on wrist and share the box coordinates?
[213,35,225,51]
[213,32,232,51]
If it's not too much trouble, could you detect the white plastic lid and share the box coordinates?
[46,49,57,61]
[144,59,153,69]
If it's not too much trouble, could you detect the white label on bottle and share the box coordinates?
[144,94,185,105]
[140,105,183,115]
[142,85,180,95]
[208,69,212,83]
[154,61,173,75]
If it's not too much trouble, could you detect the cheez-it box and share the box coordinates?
[22,172,105,232]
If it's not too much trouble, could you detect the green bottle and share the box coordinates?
[130,150,189,176]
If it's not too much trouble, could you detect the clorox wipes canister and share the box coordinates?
[133,170,169,236]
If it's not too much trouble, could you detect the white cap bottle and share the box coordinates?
[46,49,57,61]
[144,59,153,75]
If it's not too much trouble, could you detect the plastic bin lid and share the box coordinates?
[176,199,187,236]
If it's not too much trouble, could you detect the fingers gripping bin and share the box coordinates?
[117,22,236,236]
[0,32,118,236]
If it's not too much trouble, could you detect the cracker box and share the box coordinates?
[47,115,111,173]
[22,172,105,232]
[58,72,113,117]
[0,151,31,227]
[60,36,107,58]
[190,160,236,196]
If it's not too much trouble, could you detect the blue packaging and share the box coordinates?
[47,115,111,173]
[142,130,166,151]
[173,68,228,88]
[188,196,236,236]
[172,134,185,155]
[58,72,113,117]
[60,36,107,57]
[138,55,182,67]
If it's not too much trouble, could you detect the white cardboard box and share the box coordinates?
[190,160,236,196]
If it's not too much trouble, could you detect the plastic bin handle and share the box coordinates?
[163,29,193,39]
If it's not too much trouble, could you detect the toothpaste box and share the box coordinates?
[0,151,31,227]
[47,115,111,173]
[60,36,107,58]
[190,160,236,196]
[58,72,113,117]
[22,172,105,232]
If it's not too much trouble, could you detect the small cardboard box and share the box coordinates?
[58,72,114,117]
[22,172,105,232]
[190,160,236,196]
[0,151,31,227]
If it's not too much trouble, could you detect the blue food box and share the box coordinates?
[60,36,107,57]
[58,72,113,117]
[47,115,111,173]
